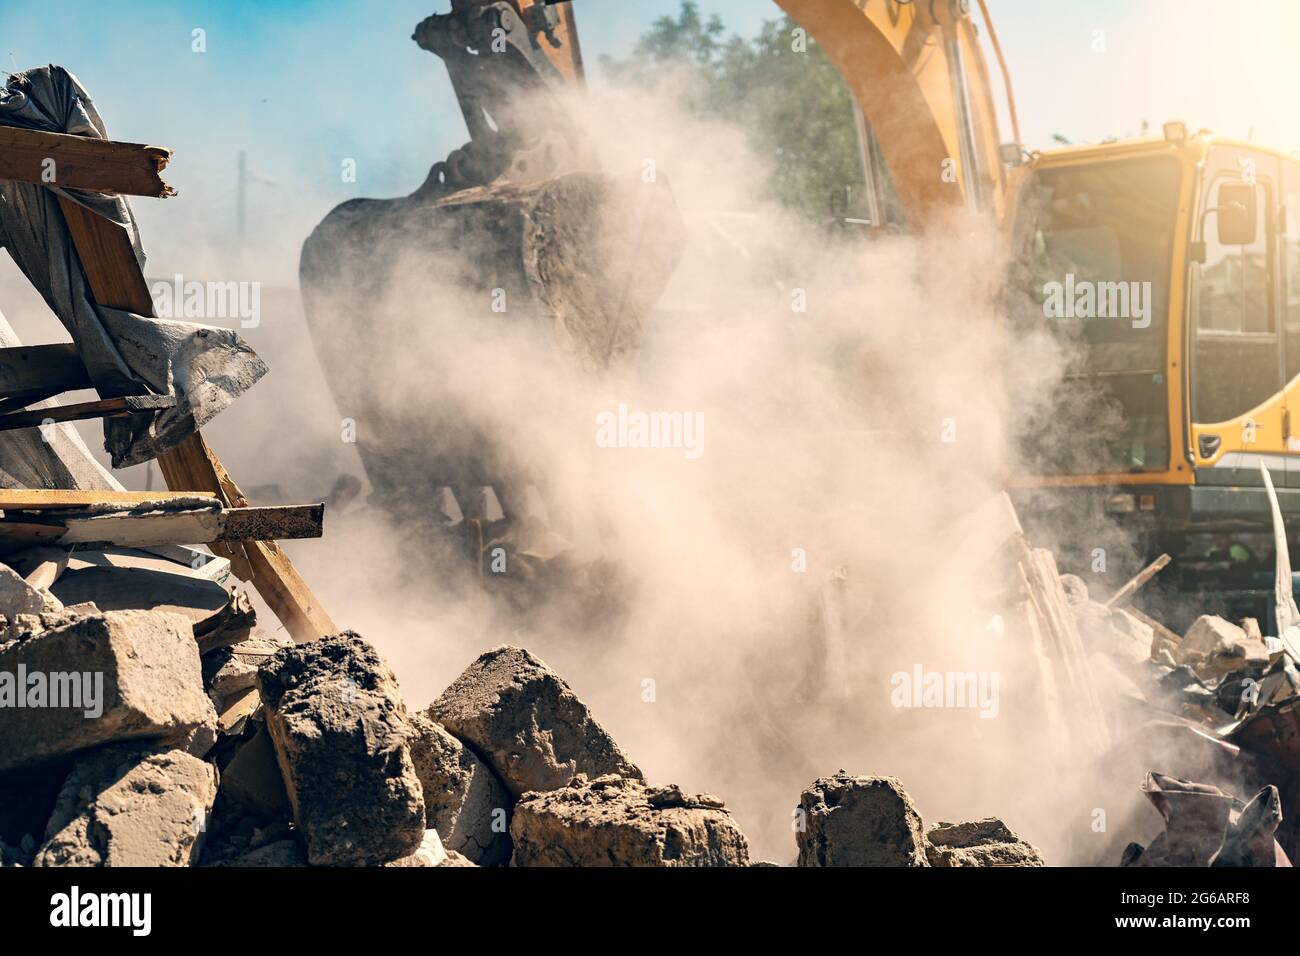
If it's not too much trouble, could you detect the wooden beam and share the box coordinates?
[56,503,323,548]
[0,489,215,510]
[0,344,92,403]
[0,394,173,432]
[1104,553,1172,609]
[57,195,155,314]
[0,126,174,197]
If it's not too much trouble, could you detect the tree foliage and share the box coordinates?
[602,1,878,224]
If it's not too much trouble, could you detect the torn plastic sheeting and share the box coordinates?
[0,65,267,467]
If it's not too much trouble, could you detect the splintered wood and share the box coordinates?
[1013,539,1111,755]
[0,126,174,197]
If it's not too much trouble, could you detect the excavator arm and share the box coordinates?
[774,0,1013,227]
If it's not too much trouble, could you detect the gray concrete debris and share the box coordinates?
[796,772,928,867]
[0,562,46,619]
[407,712,512,866]
[510,774,749,867]
[1177,615,1269,681]
[35,745,217,867]
[257,631,426,866]
[218,720,290,819]
[925,818,1045,866]
[0,609,216,773]
[386,828,477,867]
[427,645,643,799]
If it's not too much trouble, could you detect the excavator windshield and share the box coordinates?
[1007,155,1183,475]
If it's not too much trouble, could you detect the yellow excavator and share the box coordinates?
[764,0,1300,619]
[301,0,1295,617]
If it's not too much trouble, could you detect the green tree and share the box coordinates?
[602,1,893,226]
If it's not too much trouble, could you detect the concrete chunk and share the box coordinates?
[796,772,928,867]
[1177,615,1269,680]
[0,562,45,618]
[925,818,1045,866]
[427,645,642,798]
[510,774,749,867]
[35,745,217,867]
[257,632,425,866]
[386,828,477,867]
[408,713,511,865]
[0,610,216,773]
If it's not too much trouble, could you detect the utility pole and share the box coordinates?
[236,149,247,245]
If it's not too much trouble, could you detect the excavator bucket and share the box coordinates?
[299,3,684,551]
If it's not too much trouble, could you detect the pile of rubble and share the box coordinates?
[795,771,1044,867]
[0,574,764,868]
[0,557,1050,868]
[1067,575,1295,867]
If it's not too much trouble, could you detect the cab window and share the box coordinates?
[1192,150,1279,424]
[1283,161,1300,384]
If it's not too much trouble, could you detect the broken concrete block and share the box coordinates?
[0,610,217,773]
[427,645,642,798]
[510,774,748,867]
[796,772,928,867]
[407,712,511,866]
[0,562,45,618]
[1059,573,1090,605]
[925,818,1045,866]
[1177,615,1269,681]
[386,828,477,867]
[1074,601,1152,667]
[35,745,217,867]
[257,632,425,866]
[218,721,290,819]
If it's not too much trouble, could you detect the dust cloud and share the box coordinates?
[286,77,1127,864]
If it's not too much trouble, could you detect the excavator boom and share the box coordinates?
[775,0,1011,226]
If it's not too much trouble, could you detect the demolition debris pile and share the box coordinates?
[4,472,1294,867]
[0,561,1048,868]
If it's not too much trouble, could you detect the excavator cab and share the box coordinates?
[1006,132,1300,621]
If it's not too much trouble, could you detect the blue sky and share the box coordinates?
[2,1,1298,281]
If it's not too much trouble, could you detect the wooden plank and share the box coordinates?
[0,489,216,510]
[57,504,323,548]
[57,195,155,313]
[0,394,173,432]
[0,344,92,403]
[0,502,321,552]
[1104,553,1171,609]
[0,126,174,197]
[158,432,336,643]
